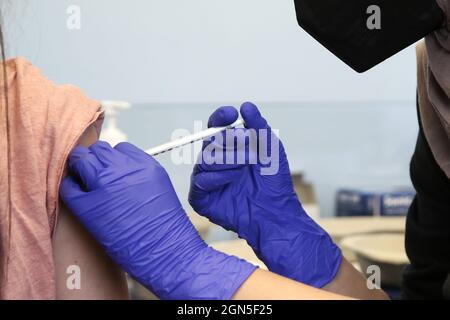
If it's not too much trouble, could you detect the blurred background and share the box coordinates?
[5,0,419,298]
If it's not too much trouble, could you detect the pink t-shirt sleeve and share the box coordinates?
[0,57,103,299]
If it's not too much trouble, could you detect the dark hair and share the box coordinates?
[0,20,8,109]
[0,11,11,284]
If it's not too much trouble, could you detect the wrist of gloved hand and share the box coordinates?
[108,208,257,300]
[229,192,342,288]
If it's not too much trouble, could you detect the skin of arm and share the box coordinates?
[233,259,389,300]
[234,259,389,300]
[52,125,130,300]
[233,269,351,300]
[323,258,389,300]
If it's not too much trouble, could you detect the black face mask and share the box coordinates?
[293,0,445,73]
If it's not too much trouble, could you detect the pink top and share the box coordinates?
[0,57,103,299]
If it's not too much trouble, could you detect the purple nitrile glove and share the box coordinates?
[189,102,342,288]
[60,141,256,300]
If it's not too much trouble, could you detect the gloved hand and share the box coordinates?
[189,102,342,288]
[60,141,256,300]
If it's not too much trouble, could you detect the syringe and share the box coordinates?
[145,118,245,156]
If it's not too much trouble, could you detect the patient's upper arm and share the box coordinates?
[53,125,129,299]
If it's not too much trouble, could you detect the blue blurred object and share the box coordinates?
[336,188,415,217]
[379,191,415,216]
[336,189,377,217]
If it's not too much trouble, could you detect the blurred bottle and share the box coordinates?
[100,100,131,145]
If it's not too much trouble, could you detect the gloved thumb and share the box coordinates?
[60,174,87,204]
[115,142,160,166]
[191,169,242,193]
[208,106,239,128]
[68,146,103,191]
[240,102,270,131]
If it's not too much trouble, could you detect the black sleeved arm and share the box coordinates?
[402,97,450,299]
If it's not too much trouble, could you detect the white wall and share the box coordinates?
[4,0,417,104]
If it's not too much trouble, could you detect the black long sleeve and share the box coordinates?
[402,97,450,299]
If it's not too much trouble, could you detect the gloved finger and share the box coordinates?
[191,169,243,192]
[89,141,127,166]
[204,126,259,159]
[202,106,238,152]
[208,106,239,128]
[203,126,254,150]
[68,146,103,190]
[197,158,246,172]
[59,174,87,204]
[240,102,281,166]
[114,142,160,166]
[199,139,257,172]
[194,146,239,173]
[240,102,270,131]
[201,130,225,154]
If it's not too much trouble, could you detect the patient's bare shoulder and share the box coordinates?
[53,125,129,300]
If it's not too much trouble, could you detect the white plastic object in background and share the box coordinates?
[100,100,131,146]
